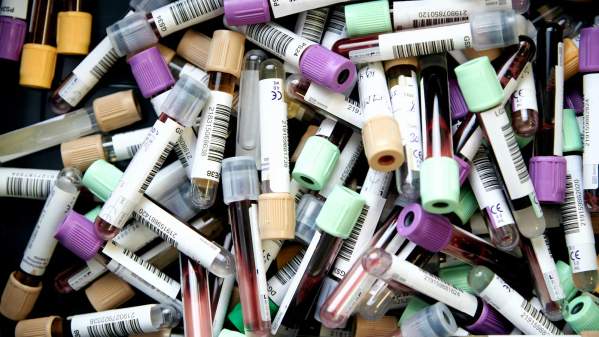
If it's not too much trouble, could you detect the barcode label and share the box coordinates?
[0,169,57,199]
[112,127,151,161]
[562,175,580,234]
[501,123,528,184]
[90,48,119,81]
[140,141,174,193]
[519,300,563,335]
[126,144,142,158]
[325,7,345,34]
[69,304,157,337]
[274,250,305,284]
[529,235,564,301]
[336,205,368,262]
[152,0,224,36]
[393,39,455,58]
[174,127,197,179]
[134,208,178,248]
[412,16,468,28]
[472,149,500,192]
[297,8,329,43]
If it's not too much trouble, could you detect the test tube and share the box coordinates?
[0,167,58,199]
[180,255,213,337]
[563,294,599,333]
[0,167,81,320]
[0,90,141,164]
[56,0,92,55]
[0,0,29,61]
[191,30,245,209]
[508,41,540,138]
[224,0,347,25]
[496,35,537,103]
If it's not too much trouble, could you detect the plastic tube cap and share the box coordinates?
[86,273,135,311]
[15,316,60,337]
[292,136,340,191]
[156,44,176,64]
[462,48,502,61]
[562,109,583,152]
[218,329,247,337]
[565,89,584,115]
[55,210,103,260]
[259,193,296,240]
[454,188,478,225]
[564,295,599,333]
[106,12,157,57]
[469,10,520,51]
[300,45,357,93]
[465,300,512,334]
[529,156,566,204]
[176,30,211,70]
[401,303,457,337]
[0,17,27,61]
[563,38,579,80]
[396,203,452,252]
[362,115,404,172]
[345,1,392,37]
[129,0,171,12]
[295,194,325,244]
[222,156,260,204]
[19,43,57,89]
[399,297,430,325]
[439,264,474,294]
[556,260,577,301]
[316,186,365,239]
[420,157,460,214]
[0,272,42,320]
[85,206,102,221]
[82,160,123,201]
[227,300,278,333]
[57,11,92,55]
[128,47,175,98]
[206,30,245,78]
[61,134,106,172]
[449,78,469,121]
[161,75,210,127]
[93,90,142,132]
[224,0,270,26]
[454,156,471,185]
[454,57,504,112]
[579,27,599,73]
[354,316,397,337]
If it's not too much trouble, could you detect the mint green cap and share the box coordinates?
[563,108,583,153]
[315,185,365,239]
[454,188,478,225]
[218,329,246,337]
[82,160,123,201]
[556,260,577,302]
[84,206,102,221]
[420,157,460,214]
[399,297,430,326]
[439,264,474,294]
[227,300,278,332]
[345,1,392,37]
[292,136,340,191]
[454,57,504,112]
[516,134,533,148]
[564,294,599,333]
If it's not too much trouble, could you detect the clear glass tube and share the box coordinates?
[28,0,56,46]
[180,255,212,337]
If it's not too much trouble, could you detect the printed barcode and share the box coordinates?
[300,8,328,43]
[139,142,174,193]
[167,0,222,26]
[173,142,190,168]
[246,24,294,58]
[86,318,144,337]
[500,122,529,184]
[542,235,554,259]
[520,299,562,335]
[90,48,119,80]
[412,16,468,28]
[121,244,178,287]
[337,205,369,262]
[207,104,231,163]
[561,175,580,234]
[392,39,454,58]
[473,149,500,192]
[274,249,305,284]
[326,8,345,34]
[134,212,179,248]
[126,144,142,158]
[294,190,306,204]
[5,176,52,199]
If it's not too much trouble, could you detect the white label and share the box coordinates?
[113,220,159,252]
[295,8,329,43]
[583,74,599,189]
[0,168,58,199]
[267,249,305,305]
[262,240,283,270]
[151,0,224,37]
[320,132,362,198]
[529,235,564,302]
[259,78,290,193]
[69,304,157,337]
[315,118,338,138]
[269,0,348,18]
[358,62,394,119]
[321,6,347,50]
[241,22,316,66]
[304,83,364,128]
[390,74,422,171]
[180,63,209,84]
[478,274,563,335]
[173,127,197,179]
[112,127,151,161]
[67,257,108,291]
[512,63,539,112]
[0,0,28,19]
[249,205,271,321]
[378,22,471,61]
[21,186,79,275]
[192,91,233,182]
[151,90,171,116]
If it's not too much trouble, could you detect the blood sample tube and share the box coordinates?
[180,255,213,337]
[564,294,599,333]
[56,0,92,55]
[455,56,546,238]
[419,54,460,214]
[224,0,348,25]
[508,41,540,137]
[191,30,244,209]
[392,302,458,337]
[0,0,29,61]
[0,167,81,320]
[496,35,537,103]
[344,1,392,38]
[0,167,58,199]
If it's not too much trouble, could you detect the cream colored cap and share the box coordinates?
[92,90,141,132]
[15,315,61,337]
[462,47,501,61]
[157,44,176,64]
[206,30,245,79]
[57,11,93,55]
[354,316,398,337]
[130,330,172,337]
[564,38,579,81]
[384,57,419,72]
[362,115,404,172]
[0,272,42,320]
[61,134,106,172]
[291,125,319,163]
[177,30,212,70]
[85,273,135,311]
[259,193,296,240]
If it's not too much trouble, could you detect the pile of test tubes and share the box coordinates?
[2,0,599,336]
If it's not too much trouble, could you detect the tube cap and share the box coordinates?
[86,273,135,311]
[224,0,270,26]
[579,27,599,73]
[454,188,478,225]
[396,203,452,252]
[465,300,512,334]
[563,109,583,153]
[128,47,175,98]
[15,316,60,337]
[564,295,599,333]
[227,300,278,333]
[206,30,245,78]
[316,186,365,239]
[292,136,340,191]
[259,193,296,240]
[107,12,157,56]
[61,134,106,172]
[57,11,92,55]
[420,157,460,214]
[383,57,419,72]
[556,260,577,301]
[399,297,430,325]
[449,78,469,121]
[292,125,319,163]
[454,57,504,112]
[176,30,211,70]
[55,210,103,260]
[462,48,502,61]
[156,44,176,64]
[0,17,26,61]
[439,264,474,294]
[129,0,171,12]
[401,303,457,337]
[82,160,123,201]
[564,38,579,80]
[295,194,325,244]
[161,75,211,127]
[454,156,471,185]
[529,156,566,204]
[565,89,584,115]
[345,1,392,37]
[469,10,520,51]
[222,156,260,204]
[19,43,57,89]
[0,272,42,320]
[362,115,404,172]
[85,206,102,221]
[354,316,397,337]
[93,90,141,132]
[300,45,357,93]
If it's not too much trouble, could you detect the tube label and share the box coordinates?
[262,239,283,270]
[69,304,157,337]
[583,73,599,189]
[511,64,539,113]
[112,127,151,161]
[67,257,108,291]
[295,8,329,43]
[248,205,272,321]
[267,249,305,305]
[529,235,565,302]
[180,63,209,84]
[0,168,58,199]
[390,73,422,171]
[304,83,364,128]
[319,132,362,198]
[269,0,348,18]
[0,0,28,19]
[321,6,347,50]
[152,0,224,37]
[358,62,394,119]
[173,127,197,179]
[241,22,316,66]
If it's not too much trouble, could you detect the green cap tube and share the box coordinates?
[564,294,599,333]
[556,260,577,302]
[82,160,123,201]
[453,188,478,225]
[563,108,583,153]
[454,57,504,112]
[227,300,279,332]
[399,296,430,326]
[419,157,460,214]
[345,0,392,37]
[439,264,474,294]
[315,185,365,239]
[292,136,340,191]
[84,206,102,221]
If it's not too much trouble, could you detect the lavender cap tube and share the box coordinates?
[224,0,271,26]
[465,300,512,334]
[0,17,27,61]
[579,27,599,73]
[128,46,175,98]
[449,78,469,121]
[455,156,471,185]
[55,210,104,261]
[529,156,567,204]
[396,203,452,252]
[300,45,357,93]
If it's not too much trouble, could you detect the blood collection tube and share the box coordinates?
[180,255,213,337]
[419,54,460,214]
[564,294,599,333]
[468,265,563,335]
[224,0,347,25]
[358,62,404,172]
[0,0,29,61]
[0,167,58,199]
[295,8,328,44]
[56,0,92,55]
[496,35,537,103]
[0,90,140,164]
[226,20,356,94]
[332,10,527,64]
[14,304,180,337]
[391,302,458,337]
[453,112,483,176]
[95,76,209,240]
[191,30,244,209]
[0,167,81,320]
[344,1,392,38]
[271,186,365,334]
[19,0,57,89]
[321,6,347,50]
[455,56,546,238]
